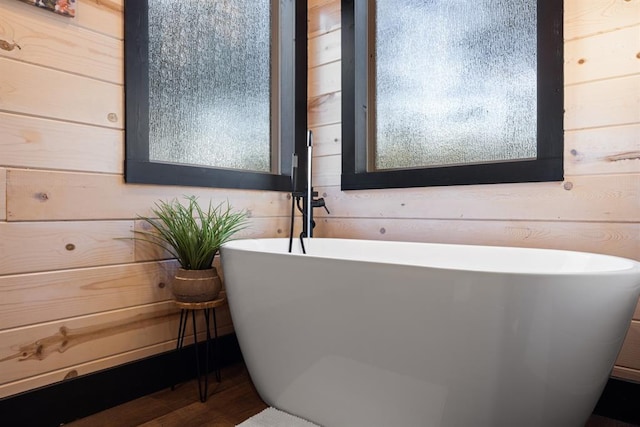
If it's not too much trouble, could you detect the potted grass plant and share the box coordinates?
[133,195,249,302]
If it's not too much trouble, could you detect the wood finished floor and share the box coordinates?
[68,362,636,427]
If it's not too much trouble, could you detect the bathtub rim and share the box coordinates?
[221,237,640,276]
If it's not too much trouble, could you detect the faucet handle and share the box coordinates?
[312,197,330,214]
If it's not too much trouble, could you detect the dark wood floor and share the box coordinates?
[68,362,636,427]
[66,363,266,427]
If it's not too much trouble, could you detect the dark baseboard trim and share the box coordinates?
[0,333,243,427]
[593,377,640,425]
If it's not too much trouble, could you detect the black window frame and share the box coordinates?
[341,0,564,190]
[124,1,308,192]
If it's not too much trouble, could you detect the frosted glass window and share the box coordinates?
[373,0,537,170]
[148,0,272,172]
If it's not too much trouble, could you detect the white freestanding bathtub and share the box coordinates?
[220,238,640,427]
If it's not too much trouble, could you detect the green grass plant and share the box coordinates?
[133,196,249,270]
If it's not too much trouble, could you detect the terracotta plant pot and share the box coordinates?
[171,268,222,303]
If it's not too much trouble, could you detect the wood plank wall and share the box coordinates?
[0,0,638,400]
[307,0,640,382]
[0,0,292,398]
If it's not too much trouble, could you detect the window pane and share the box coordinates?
[374,0,537,170]
[148,0,271,172]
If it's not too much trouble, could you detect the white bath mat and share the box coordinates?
[236,407,321,427]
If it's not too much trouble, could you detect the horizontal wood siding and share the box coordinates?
[564,75,640,131]
[0,169,5,221]
[308,28,340,69]
[314,218,639,261]
[308,0,341,39]
[0,0,287,399]
[6,169,289,221]
[307,0,640,383]
[563,0,640,41]
[308,91,341,127]
[0,58,123,129]
[0,112,123,174]
[73,0,123,39]
[0,220,134,275]
[564,25,640,86]
[564,125,640,176]
[0,261,178,331]
[310,175,640,222]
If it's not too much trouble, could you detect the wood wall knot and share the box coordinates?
[507,226,534,240]
[605,151,640,162]
[13,330,68,361]
[35,344,44,358]
[64,370,78,380]
[35,192,49,202]
[569,149,584,162]
[0,338,52,362]
[0,39,21,52]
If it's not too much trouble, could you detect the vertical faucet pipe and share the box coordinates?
[288,153,298,253]
[306,130,313,251]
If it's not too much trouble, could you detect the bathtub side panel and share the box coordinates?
[221,242,640,427]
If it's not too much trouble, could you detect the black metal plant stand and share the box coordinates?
[173,297,225,402]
